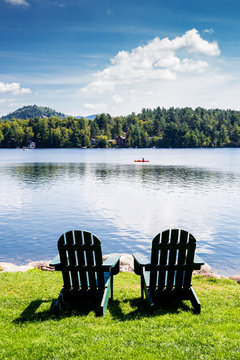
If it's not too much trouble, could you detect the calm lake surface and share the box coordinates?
[0,148,239,276]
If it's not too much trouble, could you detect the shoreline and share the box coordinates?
[0,254,239,284]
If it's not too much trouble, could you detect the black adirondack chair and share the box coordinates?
[133,229,205,313]
[50,230,120,316]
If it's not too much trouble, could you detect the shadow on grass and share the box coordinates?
[13,297,193,324]
[108,298,192,321]
[13,298,99,324]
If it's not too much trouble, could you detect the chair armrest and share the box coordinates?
[49,254,62,271]
[102,253,121,275]
[133,252,149,275]
[194,254,205,266]
[133,252,149,265]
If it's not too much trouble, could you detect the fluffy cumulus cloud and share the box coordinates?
[112,94,124,104]
[83,102,107,112]
[0,81,31,95]
[4,0,29,6]
[81,29,220,95]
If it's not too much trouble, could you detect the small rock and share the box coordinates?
[27,260,55,271]
[103,253,134,272]
[0,262,34,272]
[230,275,240,284]
[193,263,212,275]
[193,263,226,279]
[120,254,134,273]
[0,256,238,282]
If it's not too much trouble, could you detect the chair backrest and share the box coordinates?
[58,230,105,292]
[148,229,197,291]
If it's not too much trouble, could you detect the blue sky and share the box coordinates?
[0,0,240,116]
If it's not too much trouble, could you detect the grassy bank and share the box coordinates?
[0,270,239,360]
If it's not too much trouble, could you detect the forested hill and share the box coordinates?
[1,105,66,121]
[0,106,240,148]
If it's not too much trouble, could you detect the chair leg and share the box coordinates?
[142,278,154,312]
[54,288,64,313]
[141,275,144,299]
[190,286,201,314]
[145,288,155,313]
[99,280,111,316]
[111,273,114,300]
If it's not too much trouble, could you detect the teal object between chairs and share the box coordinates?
[133,229,205,314]
[50,230,120,316]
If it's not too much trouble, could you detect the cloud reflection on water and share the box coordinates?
[0,150,239,276]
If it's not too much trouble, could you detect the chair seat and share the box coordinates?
[63,271,111,294]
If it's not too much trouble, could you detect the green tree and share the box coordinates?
[218,125,230,147]
[0,128,4,145]
[90,121,100,138]
[112,117,123,138]
[230,124,240,145]
[95,135,109,148]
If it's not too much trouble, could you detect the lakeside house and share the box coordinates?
[107,136,126,147]
[29,141,36,149]
[91,135,126,148]
[23,140,36,149]
[116,136,126,147]
[91,138,96,146]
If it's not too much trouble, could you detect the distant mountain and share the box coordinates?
[1,105,67,121]
[85,114,97,120]
[75,114,97,120]
[1,106,97,121]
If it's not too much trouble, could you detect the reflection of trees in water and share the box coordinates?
[8,163,87,187]
[94,164,238,188]
[7,162,239,189]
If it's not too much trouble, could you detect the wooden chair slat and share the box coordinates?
[157,230,169,290]
[74,230,88,291]
[93,234,104,290]
[150,233,160,290]
[83,231,97,291]
[183,234,196,288]
[155,243,194,250]
[58,243,101,251]
[58,234,71,290]
[65,231,80,291]
[145,264,200,271]
[166,229,178,290]
[175,230,188,289]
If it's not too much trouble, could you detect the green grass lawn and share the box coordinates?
[0,270,239,360]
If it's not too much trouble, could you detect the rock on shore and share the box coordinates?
[0,260,53,272]
[0,254,239,284]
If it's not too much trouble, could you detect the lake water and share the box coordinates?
[0,148,239,276]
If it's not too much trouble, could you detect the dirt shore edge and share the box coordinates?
[0,254,239,284]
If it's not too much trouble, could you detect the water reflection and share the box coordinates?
[4,162,239,190]
[0,150,239,276]
[1,163,88,188]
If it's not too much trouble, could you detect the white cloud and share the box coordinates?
[203,29,214,34]
[0,81,31,95]
[81,29,220,94]
[153,56,209,73]
[83,103,107,112]
[112,94,124,104]
[53,1,65,8]
[4,0,29,6]
[4,29,239,118]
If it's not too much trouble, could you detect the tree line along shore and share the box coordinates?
[0,106,240,149]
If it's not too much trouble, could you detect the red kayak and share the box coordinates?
[134,159,149,162]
